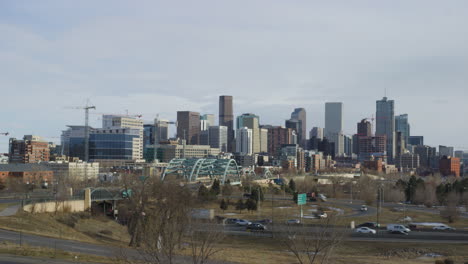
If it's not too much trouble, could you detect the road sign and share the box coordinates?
[297,193,306,205]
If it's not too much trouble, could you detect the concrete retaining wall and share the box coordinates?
[23,200,86,213]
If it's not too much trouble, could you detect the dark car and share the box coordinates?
[246,223,266,231]
[357,222,380,229]
[254,219,272,225]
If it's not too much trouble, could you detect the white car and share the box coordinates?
[433,225,455,231]
[360,205,368,211]
[318,212,328,218]
[355,227,376,234]
[235,219,251,226]
[286,219,301,225]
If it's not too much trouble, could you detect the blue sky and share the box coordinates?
[1,0,468,151]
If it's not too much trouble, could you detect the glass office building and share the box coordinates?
[89,129,140,160]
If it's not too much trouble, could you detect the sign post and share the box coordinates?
[297,193,307,223]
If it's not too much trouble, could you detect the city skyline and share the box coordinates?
[2,1,468,151]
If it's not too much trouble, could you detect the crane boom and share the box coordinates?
[66,104,96,161]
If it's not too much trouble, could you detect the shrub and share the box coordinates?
[443,259,454,264]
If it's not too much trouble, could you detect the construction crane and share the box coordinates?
[65,104,96,162]
[0,132,9,136]
[90,112,143,118]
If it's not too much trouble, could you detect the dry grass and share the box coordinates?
[0,241,113,263]
[0,212,130,246]
[179,235,468,264]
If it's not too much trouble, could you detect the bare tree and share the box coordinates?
[188,220,224,264]
[281,215,343,264]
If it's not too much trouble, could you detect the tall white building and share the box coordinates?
[236,127,253,155]
[325,102,344,156]
[102,115,144,159]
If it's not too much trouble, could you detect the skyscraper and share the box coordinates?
[357,119,372,137]
[200,114,215,131]
[177,111,201,145]
[325,102,344,156]
[310,127,324,140]
[290,108,307,148]
[395,114,410,148]
[236,127,253,155]
[237,113,260,153]
[219,95,234,152]
[376,97,395,163]
[208,126,228,152]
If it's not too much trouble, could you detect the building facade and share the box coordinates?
[325,102,344,156]
[89,128,141,160]
[219,95,234,152]
[102,115,144,159]
[395,114,410,148]
[290,108,307,148]
[9,135,50,163]
[237,113,260,153]
[439,156,461,177]
[177,111,201,145]
[208,126,228,152]
[376,97,395,163]
[236,127,253,155]
[264,126,294,157]
[155,142,220,162]
[43,161,99,182]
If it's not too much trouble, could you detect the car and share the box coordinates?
[286,219,301,225]
[387,224,410,234]
[318,212,328,218]
[243,193,252,198]
[356,222,380,228]
[433,225,456,231]
[246,223,266,231]
[360,205,368,211]
[355,227,376,234]
[318,194,327,202]
[235,219,252,226]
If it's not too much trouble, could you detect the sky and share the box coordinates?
[1,0,468,152]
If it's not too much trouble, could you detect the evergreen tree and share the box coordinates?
[211,179,221,195]
[289,179,296,192]
[220,199,228,211]
[245,199,257,212]
[235,199,245,213]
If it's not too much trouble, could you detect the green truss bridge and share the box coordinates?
[161,158,242,185]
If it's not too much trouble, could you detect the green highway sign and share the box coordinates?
[297,193,306,205]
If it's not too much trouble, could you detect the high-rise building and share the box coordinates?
[357,119,372,137]
[310,127,324,140]
[177,111,201,145]
[208,126,228,152]
[439,145,454,157]
[236,127,253,155]
[219,95,234,152]
[154,118,169,142]
[263,125,295,157]
[414,145,437,168]
[376,97,395,163]
[143,124,156,148]
[237,113,260,153]
[290,108,307,148]
[325,102,344,156]
[395,131,406,158]
[408,136,424,146]
[200,114,215,131]
[9,135,50,163]
[102,115,144,159]
[89,128,141,160]
[358,135,386,162]
[343,135,353,157]
[259,128,268,153]
[395,114,410,148]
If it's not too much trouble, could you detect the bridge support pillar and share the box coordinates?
[84,188,91,211]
